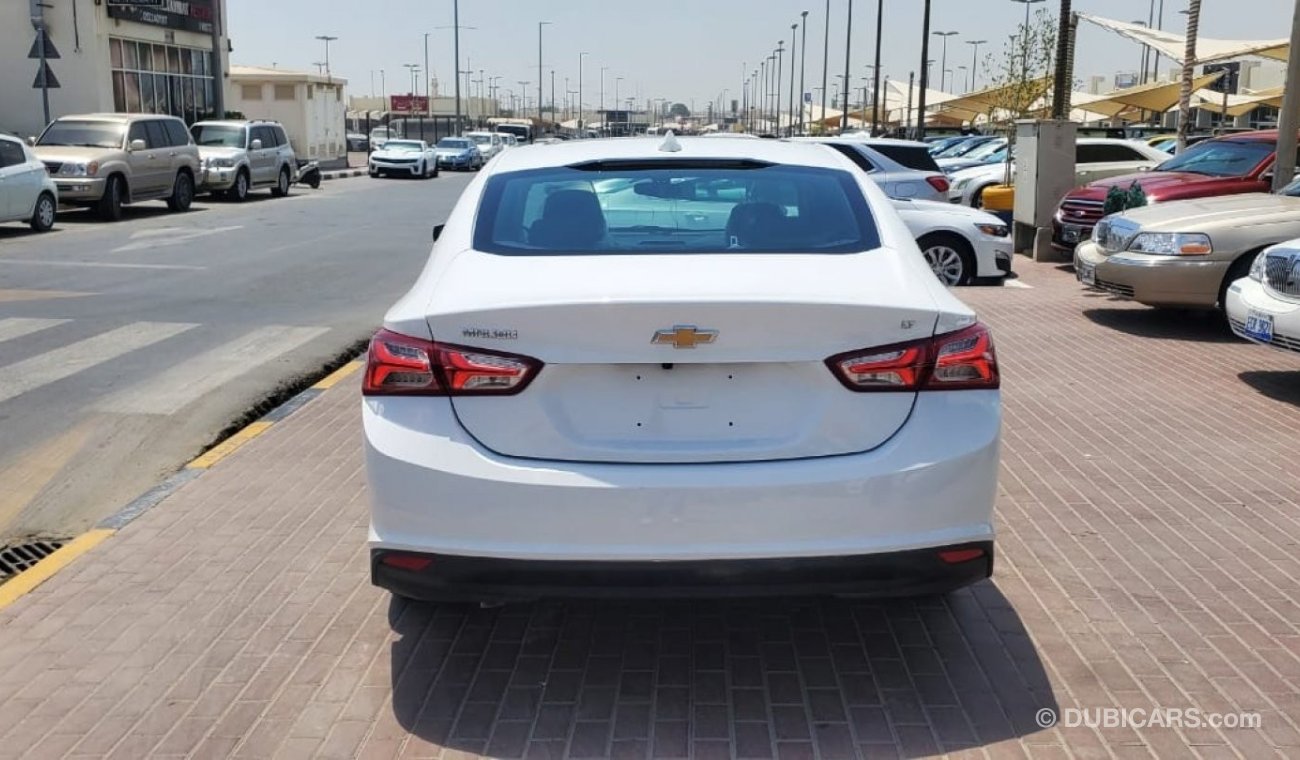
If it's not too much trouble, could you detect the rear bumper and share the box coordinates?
[372,542,994,602]
[364,390,1000,567]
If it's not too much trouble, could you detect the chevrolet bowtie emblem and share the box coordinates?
[652,325,718,349]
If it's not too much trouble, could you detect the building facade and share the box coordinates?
[229,66,347,165]
[0,0,230,139]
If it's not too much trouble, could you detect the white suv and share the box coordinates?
[191,120,297,201]
[0,133,57,232]
[464,131,504,160]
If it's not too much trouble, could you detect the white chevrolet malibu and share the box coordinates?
[363,134,1001,603]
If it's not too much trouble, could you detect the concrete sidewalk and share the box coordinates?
[1,261,1299,759]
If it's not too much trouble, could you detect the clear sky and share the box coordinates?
[227,0,1292,112]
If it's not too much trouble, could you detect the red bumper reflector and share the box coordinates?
[381,554,433,571]
[938,548,985,564]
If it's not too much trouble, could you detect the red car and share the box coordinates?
[1053,131,1284,251]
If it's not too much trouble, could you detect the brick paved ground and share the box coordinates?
[1,261,1299,759]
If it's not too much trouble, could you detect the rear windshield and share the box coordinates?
[868,144,942,172]
[474,163,880,255]
[1154,139,1273,177]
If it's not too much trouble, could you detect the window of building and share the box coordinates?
[275,84,296,101]
[242,84,263,101]
[110,37,214,124]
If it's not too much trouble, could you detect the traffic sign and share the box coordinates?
[33,60,60,89]
[27,28,59,59]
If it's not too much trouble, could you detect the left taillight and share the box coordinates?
[925,175,950,194]
[362,329,542,396]
[826,322,999,392]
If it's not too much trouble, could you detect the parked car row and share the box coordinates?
[1059,131,1300,362]
[1,113,312,233]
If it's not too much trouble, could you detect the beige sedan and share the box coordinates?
[1073,189,1300,309]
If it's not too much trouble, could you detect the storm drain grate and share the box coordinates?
[0,540,65,583]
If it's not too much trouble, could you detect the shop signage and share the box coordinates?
[107,0,215,35]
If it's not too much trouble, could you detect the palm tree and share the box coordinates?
[1176,0,1201,154]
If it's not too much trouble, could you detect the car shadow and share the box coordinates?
[51,205,209,225]
[1238,370,1300,407]
[387,582,1057,758]
[1083,307,1239,344]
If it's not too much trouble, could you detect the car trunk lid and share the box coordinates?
[425,251,940,463]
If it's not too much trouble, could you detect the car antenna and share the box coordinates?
[659,130,682,153]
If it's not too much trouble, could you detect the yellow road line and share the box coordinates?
[312,360,363,390]
[187,421,273,469]
[0,529,115,610]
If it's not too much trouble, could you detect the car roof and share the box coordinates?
[58,113,178,123]
[484,135,853,174]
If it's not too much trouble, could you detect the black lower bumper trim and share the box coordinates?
[371,542,993,603]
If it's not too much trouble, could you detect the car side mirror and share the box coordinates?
[129,138,147,151]
[27,136,37,146]
[432,224,445,241]
[251,139,263,150]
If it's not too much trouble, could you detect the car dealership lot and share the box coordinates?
[0,261,1297,759]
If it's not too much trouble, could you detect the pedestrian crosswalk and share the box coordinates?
[98,325,329,415]
[0,318,332,413]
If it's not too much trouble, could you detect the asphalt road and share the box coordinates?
[0,171,476,541]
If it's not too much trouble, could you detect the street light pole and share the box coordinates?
[872,0,884,134]
[1010,0,1046,86]
[615,77,624,134]
[840,0,852,132]
[966,40,986,91]
[820,0,830,133]
[538,21,551,127]
[798,10,809,135]
[578,52,588,135]
[423,32,431,118]
[315,35,337,83]
[932,31,958,93]
[600,66,608,135]
[775,41,784,135]
[789,22,799,136]
[453,0,461,130]
[917,0,930,139]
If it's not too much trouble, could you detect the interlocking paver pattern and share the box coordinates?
[1,261,1299,758]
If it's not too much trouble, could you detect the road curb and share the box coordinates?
[321,169,367,181]
[0,360,365,610]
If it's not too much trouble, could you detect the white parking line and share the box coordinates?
[1003,279,1034,289]
[0,322,198,405]
[98,325,329,415]
[0,318,71,344]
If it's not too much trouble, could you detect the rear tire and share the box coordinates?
[166,171,194,212]
[29,192,56,232]
[97,175,124,221]
[918,233,976,286]
[271,166,290,197]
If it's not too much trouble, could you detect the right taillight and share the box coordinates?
[826,322,998,392]
[362,329,542,396]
